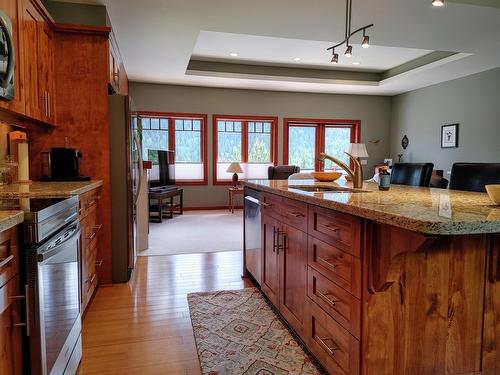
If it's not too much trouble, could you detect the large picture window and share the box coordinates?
[213,115,277,184]
[284,118,360,172]
[139,112,207,185]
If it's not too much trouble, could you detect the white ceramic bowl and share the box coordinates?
[486,184,500,205]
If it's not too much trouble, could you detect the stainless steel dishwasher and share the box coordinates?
[244,187,262,285]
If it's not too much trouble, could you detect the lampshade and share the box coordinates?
[348,143,369,158]
[226,162,243,174]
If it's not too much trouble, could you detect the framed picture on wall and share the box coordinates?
[441,123,459,148]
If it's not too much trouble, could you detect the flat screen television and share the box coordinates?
[148,150,175,188]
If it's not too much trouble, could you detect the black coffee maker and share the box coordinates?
[41,148,90,181]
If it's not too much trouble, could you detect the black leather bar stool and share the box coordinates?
[390,163,434,187]
[449,163,500,192]
[268,165,300,180]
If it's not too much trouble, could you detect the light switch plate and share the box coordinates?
[361,160,368,165]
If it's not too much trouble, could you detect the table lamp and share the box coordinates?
[347,143,369,159]
[226,162,243,186]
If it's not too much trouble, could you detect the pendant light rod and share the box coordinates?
[326,24,374,52]
[326,0,374,58]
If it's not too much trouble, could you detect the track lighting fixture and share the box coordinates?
[344,45,352,58]
[362,31,370,48]
[331,52,339,64]
[432,0,445,6]
[326,0,374,61]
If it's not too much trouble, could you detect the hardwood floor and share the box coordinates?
[78,251,254,375]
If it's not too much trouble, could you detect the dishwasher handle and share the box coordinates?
[244,195,261,206]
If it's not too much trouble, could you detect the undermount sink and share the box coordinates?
[288,185,370,193]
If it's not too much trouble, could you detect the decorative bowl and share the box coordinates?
[311,171,343,182]
[486,184,500,205]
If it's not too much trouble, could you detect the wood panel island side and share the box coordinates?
[242,179,500,375]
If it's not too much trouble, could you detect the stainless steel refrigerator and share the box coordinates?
[108,94,143,282]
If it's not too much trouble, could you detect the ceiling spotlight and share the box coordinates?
[344,45,353,58]
[352,61,360,65]
[229,52,238,57]
[331,53,339,64]
[293,57,301,61]
[432,0,445,6]
[362,33,370,48]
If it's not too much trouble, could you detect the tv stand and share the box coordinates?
[148,187,183,222]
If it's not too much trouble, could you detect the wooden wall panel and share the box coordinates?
[362,227,488,375]
[29,31,112,284]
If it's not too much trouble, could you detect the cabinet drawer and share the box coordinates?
[307,299,360,375]
[262,192,307,231]
[308,205,361,257]
[280,196,307,231]
[261,192,283,220]
[79,188,101,219]
[0,227,19,288]
[308,236,361,298]
[0,274,23,375]
[308,267,360,339]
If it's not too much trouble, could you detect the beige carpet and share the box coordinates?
[140,209,243,256]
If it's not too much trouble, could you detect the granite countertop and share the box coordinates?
[0,181,103,198]
[243,179,500,235]
[0,210,24,232]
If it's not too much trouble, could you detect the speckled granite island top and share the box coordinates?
[0,210,24,232]
[0,180,103,198]
[243,179,500,235]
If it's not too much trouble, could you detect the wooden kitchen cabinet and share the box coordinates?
[261,214,280,307]
[108,31,128,95]
[0,226,23,375]
[79,187,103,313]
[279,223,308,337]
[21,0,55,124]
[261,192,308,338]
[37,20,56,124]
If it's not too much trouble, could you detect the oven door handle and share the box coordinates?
[37,227,81,263]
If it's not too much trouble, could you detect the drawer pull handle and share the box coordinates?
[262,202,271,207]
[86,200,97,209]
[86,224,103,240]
[0,254,14,269]
[324,223,341,232]
[276,229,285,254]
[86,273,97,288]
[287,211,304,218]
[315,335,339,357]
[317,290,339,307]
[317,255,338,269]
[95,259,103,267]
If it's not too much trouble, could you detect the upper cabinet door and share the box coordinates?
[21,0,41,120]
[37,21,55,124]
[0,0,25,114]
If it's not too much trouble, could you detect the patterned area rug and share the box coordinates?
[187,288,323,375]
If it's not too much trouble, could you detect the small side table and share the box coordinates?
[228,186,244,213]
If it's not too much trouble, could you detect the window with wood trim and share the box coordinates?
[213,115,278,183]
[283,118,361,172]
[139,112,207,185]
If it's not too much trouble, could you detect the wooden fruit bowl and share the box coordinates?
[311,171,343,182]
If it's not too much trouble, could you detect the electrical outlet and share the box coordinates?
[361,159,368,165]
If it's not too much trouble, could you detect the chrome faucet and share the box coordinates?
[318,152,364,189]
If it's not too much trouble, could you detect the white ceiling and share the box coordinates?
[55,0,500,95]
[192,31,433,72]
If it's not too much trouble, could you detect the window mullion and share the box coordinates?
[242,121,248,163]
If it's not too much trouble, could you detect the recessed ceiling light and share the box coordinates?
[352,62,361,65]
[293,57,301,61]
[432,0,445,6]
[229,52,238,57]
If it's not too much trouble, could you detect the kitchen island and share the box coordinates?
[243,179,500,375]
